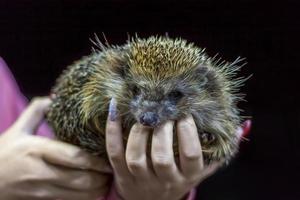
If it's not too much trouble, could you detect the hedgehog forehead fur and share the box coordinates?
[127,36,206,81]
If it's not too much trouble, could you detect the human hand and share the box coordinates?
[0,97,112,200]
[105,98,224,200]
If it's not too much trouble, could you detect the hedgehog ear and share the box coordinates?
[195,63,209,86]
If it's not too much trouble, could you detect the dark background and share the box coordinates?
[0,0,299,199]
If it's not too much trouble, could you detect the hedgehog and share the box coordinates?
[46,36,246,164]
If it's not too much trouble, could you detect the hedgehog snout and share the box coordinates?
[139,112,159,127]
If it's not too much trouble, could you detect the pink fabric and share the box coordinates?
[0,57,26,133]
[0,57,53,137]
[0,56,195,200]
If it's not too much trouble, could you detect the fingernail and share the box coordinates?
[242,120,252,137]
[108,98,118,121]
[42,98,53,114]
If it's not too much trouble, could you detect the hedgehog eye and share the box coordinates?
[116,64,129,78]
[196,65,209,87]
[131,85,140,96]
[168,90,184,101]
[200,77,208,87]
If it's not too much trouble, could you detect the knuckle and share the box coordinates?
[117,178,127,186]
[181,150,202,161]
[21,169,52,183]
[79,174,94,189]
[152,154,173,169]
[19,174,37,183]
[33,188,51,199]
[108,149,123,163]
[23,145,39,157]
[162,183,174,191]
[72,149,86,159]
[71,149,93,164]
[126,158,145,170]
[17,177,53,199]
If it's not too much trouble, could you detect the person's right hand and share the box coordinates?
[0,97,112,200]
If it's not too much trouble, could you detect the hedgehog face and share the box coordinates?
[128,84,185,127]
[126,72,206,127]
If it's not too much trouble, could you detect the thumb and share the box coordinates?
[237,119,252,144]
[241,120,252,138]
[12,97,52,135]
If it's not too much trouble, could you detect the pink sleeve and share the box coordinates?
[0,56,54,138]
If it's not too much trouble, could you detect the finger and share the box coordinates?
[241,120,252,138]
[151,121,181,181]
[13,97,52,134]
[46,164,110,191]
[20,182,108,200]
[33,138,112,173]
[177,115,204,179]
[237,120,252,145]
[126,123,151,179]
[236,126,243,139]
[106,98,130,178]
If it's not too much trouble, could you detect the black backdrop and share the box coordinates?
[0,0,299,199]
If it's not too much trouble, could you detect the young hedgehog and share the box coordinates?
[46,36,246,164]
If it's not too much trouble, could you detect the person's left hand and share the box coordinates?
[105,98,223,200]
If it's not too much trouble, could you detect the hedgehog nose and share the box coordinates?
[139,112,159,127]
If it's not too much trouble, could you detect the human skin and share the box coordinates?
[0,96,250,200]
[105,98,225,200]
[0,97,112,200]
